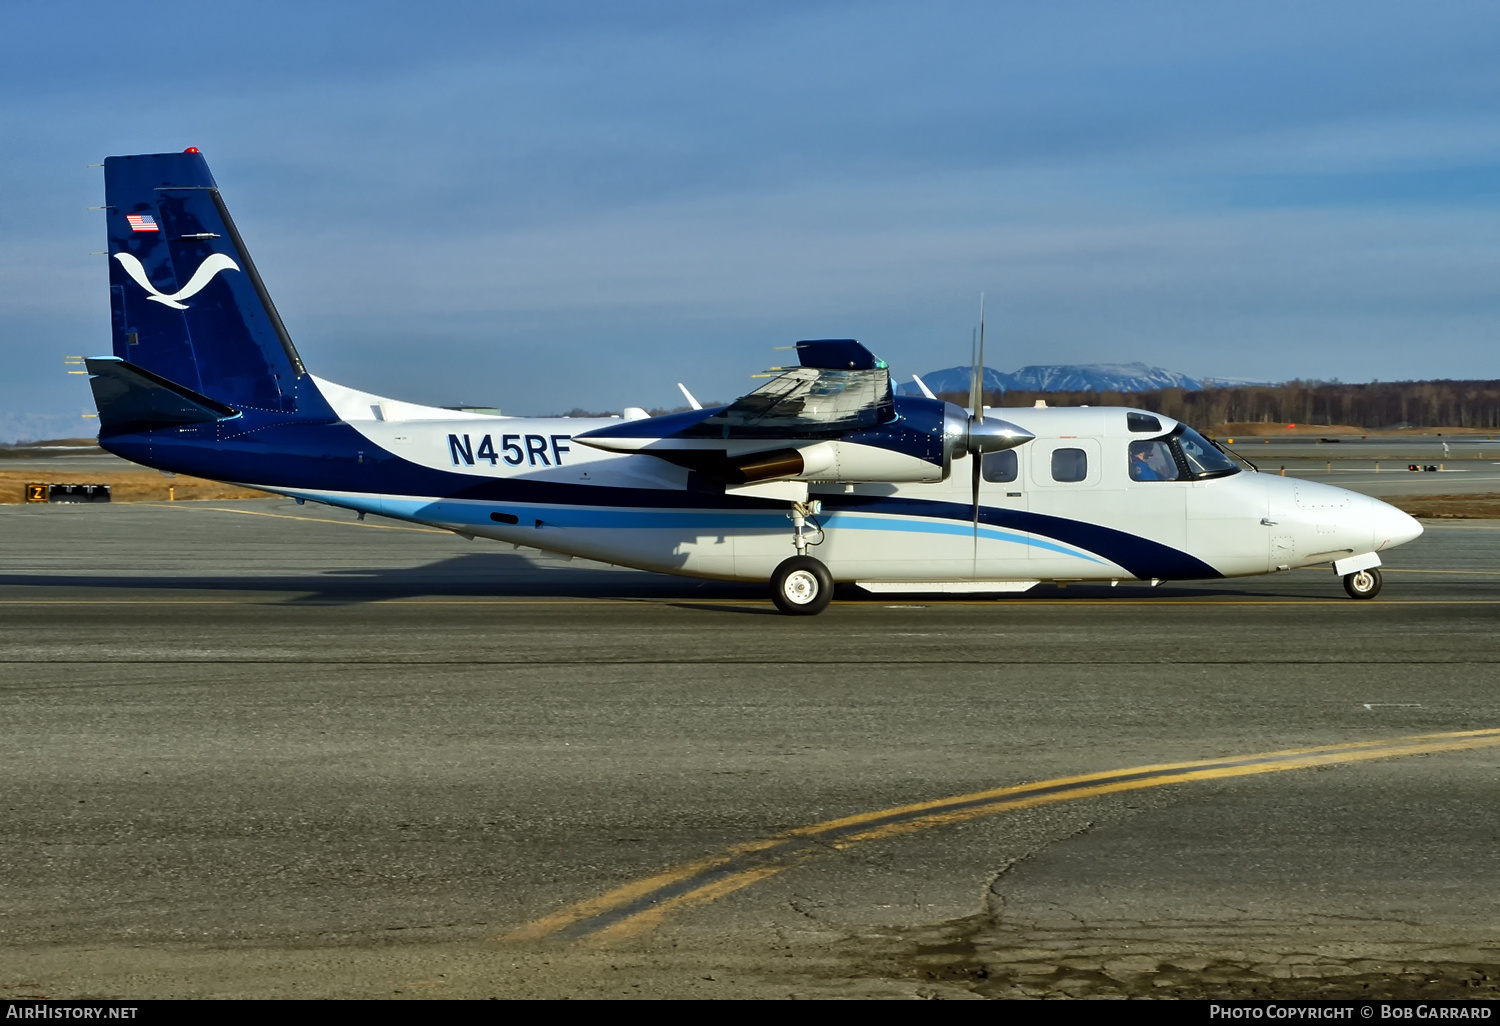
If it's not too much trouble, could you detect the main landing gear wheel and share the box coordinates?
[771,556,834,616]
[1343,567,1383,600]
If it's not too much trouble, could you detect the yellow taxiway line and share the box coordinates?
[501,727,1500,945]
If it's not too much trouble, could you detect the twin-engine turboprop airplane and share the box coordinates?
[84,149,1423,614]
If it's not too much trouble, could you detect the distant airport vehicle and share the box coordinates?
[84,150,1422,614]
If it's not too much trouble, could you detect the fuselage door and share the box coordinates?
[1026,437,1106,564]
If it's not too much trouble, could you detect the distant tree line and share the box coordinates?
[936,379,1500,430]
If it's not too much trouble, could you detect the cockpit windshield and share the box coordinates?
[1127,421,1241,481]
[1175,425,1239,478]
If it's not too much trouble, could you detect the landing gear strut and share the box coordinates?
[769,500,831,614]
[1343,567,1383,600]
[787,500,822,556]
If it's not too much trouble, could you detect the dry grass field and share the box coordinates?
[1215,422,1500,437]
[1388,493,1500,519]
[0,469,271,504]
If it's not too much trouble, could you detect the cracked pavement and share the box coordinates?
[2,502,1499,999]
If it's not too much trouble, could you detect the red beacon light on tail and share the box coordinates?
[184,147,200,154]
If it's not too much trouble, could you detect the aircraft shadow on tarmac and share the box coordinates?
[1,552,743,604]
[0,551,1330,607]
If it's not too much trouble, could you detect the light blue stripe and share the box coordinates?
[350,495,1107,565]
[821,512,1102,562]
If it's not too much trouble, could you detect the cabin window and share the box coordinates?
[1127,412,1162,433]
[982,450,1018,483]
[1128,439,1180,481]
[1051,448,1087,482]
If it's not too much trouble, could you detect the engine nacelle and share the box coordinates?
[574,397,1033,487]
[733,441,944,485]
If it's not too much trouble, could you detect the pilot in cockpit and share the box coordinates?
[1129,439,1179,482]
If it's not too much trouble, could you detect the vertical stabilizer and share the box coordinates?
[103,149,306,412]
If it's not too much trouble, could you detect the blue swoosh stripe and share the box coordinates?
[311,493,1107,564]
[113,413,1217,580]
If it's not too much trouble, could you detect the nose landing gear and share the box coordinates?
[1343,567,1383,600]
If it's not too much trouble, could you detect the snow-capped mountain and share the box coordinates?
[899,362,1207,396]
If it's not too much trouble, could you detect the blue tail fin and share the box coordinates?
[104,149,307,412]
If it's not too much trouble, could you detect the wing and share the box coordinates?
[683,364,895,439]
[573,339,1028,487]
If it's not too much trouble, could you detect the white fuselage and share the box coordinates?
[285,378,1422,587]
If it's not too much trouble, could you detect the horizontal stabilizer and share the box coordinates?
[86,356,240,436]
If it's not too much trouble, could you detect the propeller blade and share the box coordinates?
[973,292,985,423]
[971,442,982,557]
[968,328,978,415]
[962,292,1001,565]
[971,293,987,563]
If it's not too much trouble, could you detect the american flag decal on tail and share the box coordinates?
[125,213,159,232]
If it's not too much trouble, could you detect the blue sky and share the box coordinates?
[4,1,1500,440]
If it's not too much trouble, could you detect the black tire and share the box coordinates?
[1343,567,1383,600]
[770,556,834,615]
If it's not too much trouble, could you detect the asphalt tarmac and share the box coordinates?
[3,499,1500,999]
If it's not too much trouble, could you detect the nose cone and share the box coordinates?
[1371,497,1423,551]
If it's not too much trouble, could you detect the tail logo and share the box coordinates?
[113,252,241,310]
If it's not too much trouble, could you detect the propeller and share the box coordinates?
[940,293,1034,561]
[972,295,985,550]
